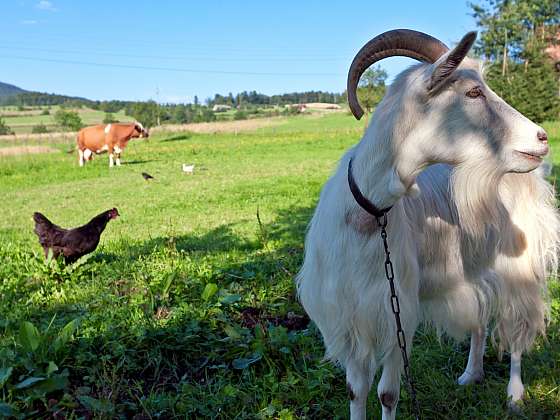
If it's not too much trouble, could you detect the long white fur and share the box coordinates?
[297,52,560,419]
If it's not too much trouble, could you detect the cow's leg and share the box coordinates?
[377,346,402,420]
[346,356,376,420]
[78,149,84,166]
[507,351,524,408]
[108,146,114,167]
[114,145,122,166]
[458,326,486,385]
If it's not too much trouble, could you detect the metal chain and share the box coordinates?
[377,213,421,420]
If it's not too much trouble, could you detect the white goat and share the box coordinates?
[297,29,560,419]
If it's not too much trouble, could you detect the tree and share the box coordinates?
[356,66,388,114]
[470,0,560,122]
[32,123,49,134]
[102,113,119,124]
[470,0,559,62]
[173,105,189,124]
[54,109,83,131]
[485,49,559,123]
[128,101,158,128]
[0,117,13,135]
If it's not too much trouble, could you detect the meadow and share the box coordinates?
[0,106,134,134]
[0,113,559,419]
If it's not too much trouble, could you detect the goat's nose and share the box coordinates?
[537,130,548,143]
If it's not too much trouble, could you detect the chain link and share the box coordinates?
[377,213,421,420]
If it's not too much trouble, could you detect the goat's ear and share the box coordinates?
[428,31,477,92]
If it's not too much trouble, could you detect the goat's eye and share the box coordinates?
[466,86,484,99]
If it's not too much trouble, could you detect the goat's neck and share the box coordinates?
[351,133,409,210]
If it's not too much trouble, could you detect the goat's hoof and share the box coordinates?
[507,398,524,414]
[507,380,524,412]
[457,370,483,385]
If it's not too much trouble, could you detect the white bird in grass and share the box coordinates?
[182,164,195,174]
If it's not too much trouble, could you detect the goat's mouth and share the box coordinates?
[514,150,547,162]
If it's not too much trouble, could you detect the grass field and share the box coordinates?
[1,114,559,418]
[1,106,133,134]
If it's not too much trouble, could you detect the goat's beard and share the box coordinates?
[450,159,507,239]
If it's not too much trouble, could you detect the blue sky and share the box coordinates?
[2,1,476,103]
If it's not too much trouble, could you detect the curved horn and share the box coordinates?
[347,29,449,120]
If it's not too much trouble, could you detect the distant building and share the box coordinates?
[285,103,342,112]
[212,104,232,112]
[303,103,342,110]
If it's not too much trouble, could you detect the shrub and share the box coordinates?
[41,109,50,115]
[200,108,216,122]
[54,109,83,131]
[102,113,119,124]
[282,106,300,116]
[31,123,49,134]
[234,110,248,120]
[0,117,14,135]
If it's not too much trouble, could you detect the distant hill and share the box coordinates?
[0,81,94,107]
[0,82,27,98]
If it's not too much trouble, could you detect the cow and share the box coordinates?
[77,122,149,167]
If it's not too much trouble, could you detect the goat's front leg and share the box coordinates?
[346,357,375,420]
[377,346,402,420]
[458,326,486,385]
[507,351,524,408]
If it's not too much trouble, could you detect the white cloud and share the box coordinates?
[21,19,38,25]
[36,0,56,11]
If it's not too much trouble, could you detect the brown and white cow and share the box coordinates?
[77,122,149,167]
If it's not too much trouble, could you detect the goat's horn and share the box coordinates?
[347,29,449,120]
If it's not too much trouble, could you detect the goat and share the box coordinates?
[296,29,560,419]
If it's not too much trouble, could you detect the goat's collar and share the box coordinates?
[347,157,392,219]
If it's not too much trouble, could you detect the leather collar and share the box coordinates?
[347,157,392,219]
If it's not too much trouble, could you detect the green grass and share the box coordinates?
[0,114,559,419]
[1,106,133,134]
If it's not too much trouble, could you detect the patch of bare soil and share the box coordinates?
[240,307,310,331]
[152,117,284,134]
[0,145,59,156]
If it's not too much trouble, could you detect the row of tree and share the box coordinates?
[1,89,343,112]
[208,90,344,107]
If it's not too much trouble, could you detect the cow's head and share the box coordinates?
[134,122,149,138]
